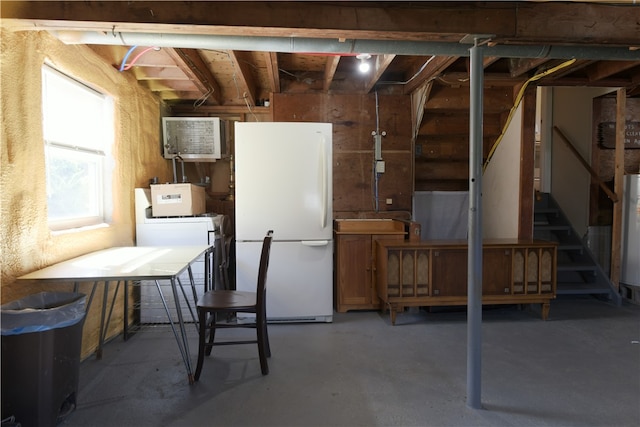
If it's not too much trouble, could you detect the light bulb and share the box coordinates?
[356,53,372,73]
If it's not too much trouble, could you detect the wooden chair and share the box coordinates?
[194,230,273,380]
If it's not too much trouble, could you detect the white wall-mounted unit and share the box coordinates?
[162,117,228,161]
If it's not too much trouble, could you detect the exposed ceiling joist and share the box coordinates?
[405,56,460,93]
[228,50,258,106]
[586,61,640,82]
[509,57,551,78]
[364,54,396,94]
[165,48,222,105]
[323,56,341,92]
[265,52,281,94]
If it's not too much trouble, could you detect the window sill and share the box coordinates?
[51,222,110,236]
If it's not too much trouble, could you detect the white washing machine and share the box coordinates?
[134,188,220,323]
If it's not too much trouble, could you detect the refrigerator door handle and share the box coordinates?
[320,133,327,229]
[301,240,330,247]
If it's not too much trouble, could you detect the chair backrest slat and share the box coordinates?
[256,230,273,311]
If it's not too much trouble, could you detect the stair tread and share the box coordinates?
[534,192,617,302]
[557,263,597,271]
[534,208,559,214]
[558,244,584,250]
[556,282,612,294]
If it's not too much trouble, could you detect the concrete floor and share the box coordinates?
[60,296,639,427]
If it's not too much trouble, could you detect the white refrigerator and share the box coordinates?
[235,122,333,323]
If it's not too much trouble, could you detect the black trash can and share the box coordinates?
[1,292,86,427]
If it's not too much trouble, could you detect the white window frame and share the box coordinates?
[42,64,114,231]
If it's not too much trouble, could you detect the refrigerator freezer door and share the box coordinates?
[235,122,332,241]
[236,240,333,322]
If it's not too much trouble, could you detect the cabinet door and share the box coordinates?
[337,235,373,306]
[483,248,512,295]
[432,249,467,296]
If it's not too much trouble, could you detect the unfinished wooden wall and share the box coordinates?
[273,93,413,220]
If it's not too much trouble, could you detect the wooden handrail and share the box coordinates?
[552,126,618,203]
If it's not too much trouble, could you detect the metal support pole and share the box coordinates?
[467,39,484,409]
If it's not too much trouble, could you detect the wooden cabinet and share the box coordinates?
[334,220,405,312]
[376,239,557,324]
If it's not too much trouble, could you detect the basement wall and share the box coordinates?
[482,104,522,239]
[0,28,171,357]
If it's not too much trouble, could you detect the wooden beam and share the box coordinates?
[133,67,189,80]
[165,48,222,104]
[508,57,550,78]
[405,56,459,94]
[145,79,198,92]
[483,56,500,68]
[610,88,626,291]
[537,76,638,88]
[4,2,640,46]
[518,87,536,240]
[323,55,340,92]
[363,54,395,94]
[411,80,432,142]
[537,59,594,80]
[438,72,527,87]
[264,51,280,94]
[586,61,639,83]
[227,50,257,106]
[169,104,271,115]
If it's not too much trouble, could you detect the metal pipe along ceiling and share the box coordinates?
[53,31,640,61]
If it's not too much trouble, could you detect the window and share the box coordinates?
[42,65,114,230]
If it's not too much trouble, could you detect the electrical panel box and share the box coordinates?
[162,117,229,162]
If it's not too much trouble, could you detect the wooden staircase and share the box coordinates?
[533,192,621,305]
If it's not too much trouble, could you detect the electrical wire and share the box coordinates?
[377,56,437,86]
[118,45,138,71]
[193,87,214,108]
[122,46,160,71]
[243,94,260,122]
[482,58,577,172]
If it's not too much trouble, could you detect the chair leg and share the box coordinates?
[194,308,208,381]
[262,312,271,358]
[256,313,269,375]
[205,313,217,356]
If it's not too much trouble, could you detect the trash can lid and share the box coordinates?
[1,292,86,335]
